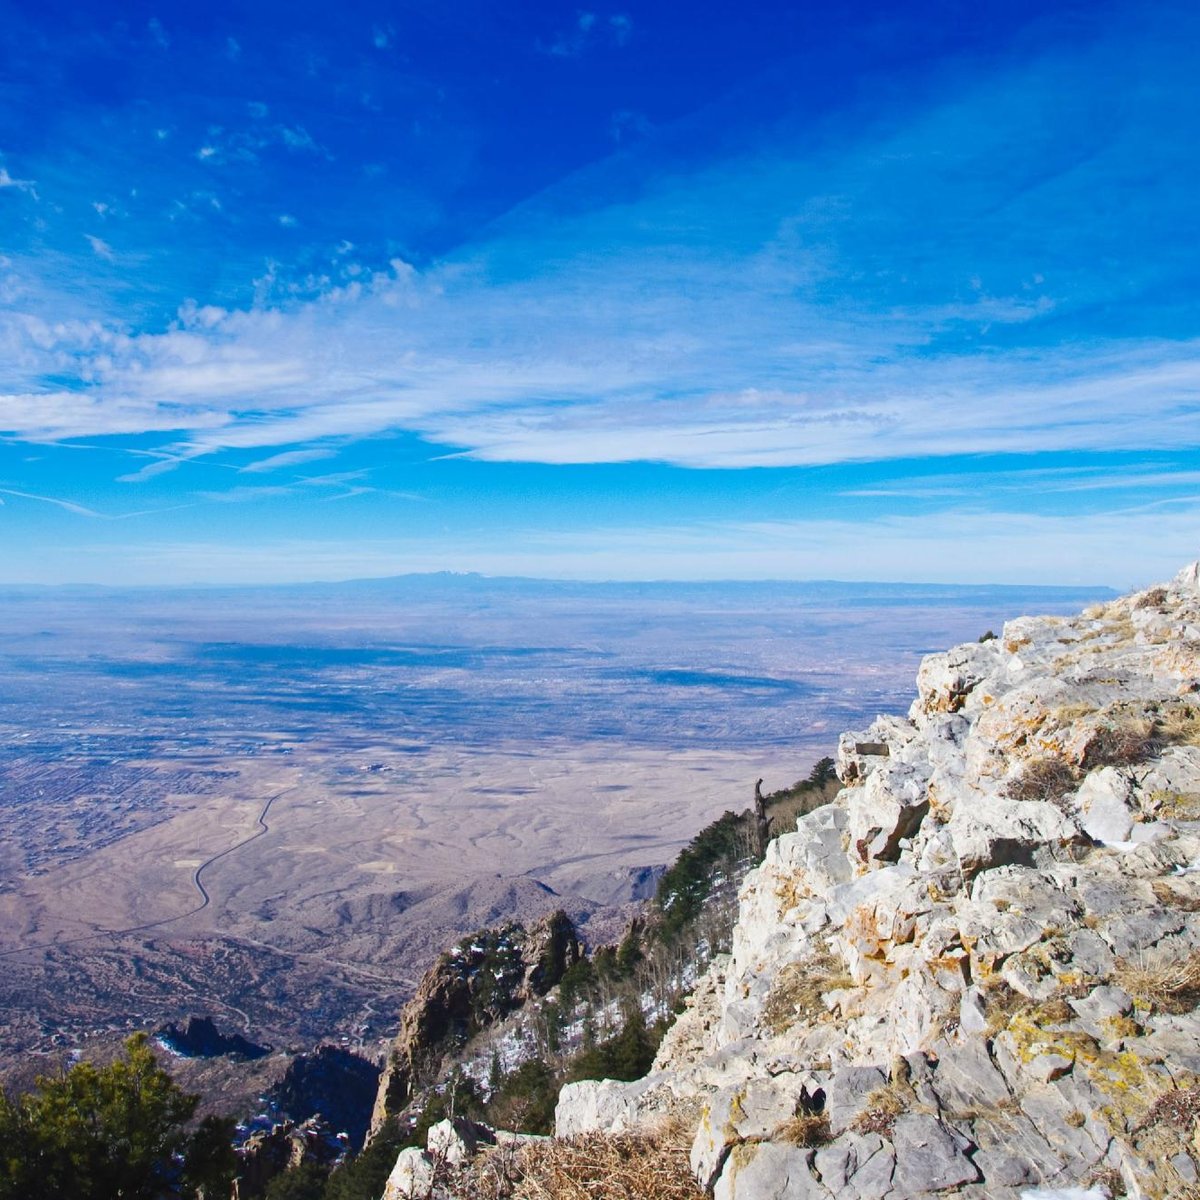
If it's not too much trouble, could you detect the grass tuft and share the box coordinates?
[762,952,853,1035]
[1007,755,1078,808]
[445,1119,703,1200]
[850,1085,907,1137]
[774,1113,831,1147]
[1114,951,1200,1014]
[1080,720,1158,771]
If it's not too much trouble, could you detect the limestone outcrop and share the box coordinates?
[556,564,1200,1199]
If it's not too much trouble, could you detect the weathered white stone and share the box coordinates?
[1068,984,1132,1028]
[970,1148,1037,1187]
[1141,745,1200,797]
[913,641,1000,717]
[843,1133,897,1198]
[824,1065,887,1135]
[382,1147,436,1200]
[775,805,854,897]
[690,1078,809,1190]
[1174,559,1200,593]
[1074,767,1135,843]
[930,1037,1012,1114]
[889,1114,979,1194]
[711,1140,826,1200]
[946,798,1085,877]
[958,986,988,1036]
[553,1074,666,1138]
[1026,1051,1074,1083]
[845,757,932,867]
[425,1117,486,1167]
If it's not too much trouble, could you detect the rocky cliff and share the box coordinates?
[369,910,582,1137]
[554,563,1200,1199]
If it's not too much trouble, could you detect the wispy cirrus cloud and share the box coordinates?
[84,235,116,262]
[1,7,1197,484]
[240,447,336,473]
[0,167,38,199]
[0,485,189,520]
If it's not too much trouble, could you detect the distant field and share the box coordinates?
[0,575,1112,1064]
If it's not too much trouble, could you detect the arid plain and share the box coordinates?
[0,576,1110,1067]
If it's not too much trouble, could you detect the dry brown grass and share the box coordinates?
[1124,1085,1200,1200]
[449,1119,703,1200]
[1052,702,1100,726]
[850,1084,908,1137]
[1114,950,1200,1014]
[1158,703,1200,748]
[762,952,853,1035]
[774,1113,831,1147]
[1007,755,1078,808]
[766,779,840,836]
[982,980,1029,1035]
[1080,719,1159,770]
[981,980,1089,1035]
[1135,587,1169,610]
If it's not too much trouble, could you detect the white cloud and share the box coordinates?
[279,126,321,154]
[609,14,632,45]
[0,387,226,441]
[240,447,336,473]
[0,485,189,521]
[4,241,1200,469]
[84,234,116,261]
[196,483,294,503]
[116,447,208,483]
[3,22,1198,480]
[0,486,102,517]
[0,167,38,199]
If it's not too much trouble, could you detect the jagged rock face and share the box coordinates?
[234,1116,344,1197]
[557,564,1200,1199]
[369,910,582,1137]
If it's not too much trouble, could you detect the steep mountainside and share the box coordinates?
[550,564,1200,1199]
[370,912,583,1134]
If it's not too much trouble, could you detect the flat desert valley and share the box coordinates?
[0,576,1111,1068]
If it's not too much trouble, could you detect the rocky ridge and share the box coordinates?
[551,564,1200,1199]
[369,910,582,1137]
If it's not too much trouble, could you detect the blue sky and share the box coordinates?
[1,0,1197,587]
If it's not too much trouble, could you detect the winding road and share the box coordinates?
[0,786,292,959]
